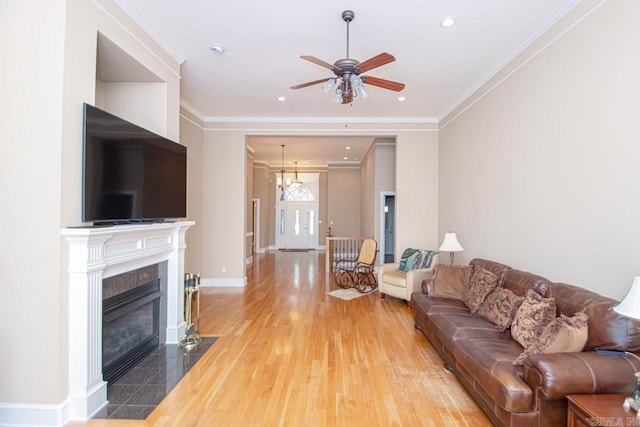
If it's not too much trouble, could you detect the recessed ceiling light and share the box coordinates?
[346,146,351,150]
[440,17,456,28]
[277,96,286,101]
[398,96,406,102]
[343,157,348,160]
[209,45,226,55]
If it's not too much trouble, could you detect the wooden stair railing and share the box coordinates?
[326,236,372,274]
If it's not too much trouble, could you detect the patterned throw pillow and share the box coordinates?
[430,264,473,301]
[477,288,524,332]
[511,290,556,349]
[513,312,588,365]
[464,266,500,314]
[398,248,417,271]
[398,249,438,272]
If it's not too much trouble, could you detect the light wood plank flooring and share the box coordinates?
[73,250,491,426]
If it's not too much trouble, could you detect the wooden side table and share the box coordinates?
[567,394,640,427]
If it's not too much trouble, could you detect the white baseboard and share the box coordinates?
[166,320,187,344]
[0,401,68,426]
[0,387,110,426]
[201,277,247,287]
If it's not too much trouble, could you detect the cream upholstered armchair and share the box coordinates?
[378,249,439,302]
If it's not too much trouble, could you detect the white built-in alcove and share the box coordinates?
[95,33,167,135]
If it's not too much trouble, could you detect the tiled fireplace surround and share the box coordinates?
[62,221,193,421]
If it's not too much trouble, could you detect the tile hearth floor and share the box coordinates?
[93,336,217,420]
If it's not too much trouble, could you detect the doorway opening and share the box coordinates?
[381,192,395,263]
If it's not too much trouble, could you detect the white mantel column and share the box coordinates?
[62,221,193,421]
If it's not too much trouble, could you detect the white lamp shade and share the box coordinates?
[439,232,463,252]
[614,277,640,321]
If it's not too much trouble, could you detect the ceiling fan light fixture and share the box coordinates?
[356,85,368,99]
[322,78,336,93]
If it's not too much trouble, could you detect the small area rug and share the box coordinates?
[327,288,374,301]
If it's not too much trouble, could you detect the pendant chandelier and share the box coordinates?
[277,145,303,200]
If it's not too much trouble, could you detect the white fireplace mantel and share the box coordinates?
[61,221,193,421]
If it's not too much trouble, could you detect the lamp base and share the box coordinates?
[449,252,455,265]
[623,397,640,416]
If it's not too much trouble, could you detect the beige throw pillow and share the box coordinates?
[430,264,473,301]
[477,288,524,332]
[513,312,588,365]
[464,266,500,314]
[511,290,556,349]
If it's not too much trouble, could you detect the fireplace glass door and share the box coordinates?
[103,280,161,383]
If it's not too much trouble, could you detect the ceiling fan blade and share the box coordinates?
[356,52,395,73]
[290,78,330,90]
[361,76,405,92]
[300,55,341,73]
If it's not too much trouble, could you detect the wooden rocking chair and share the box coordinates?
[333,238,378,293]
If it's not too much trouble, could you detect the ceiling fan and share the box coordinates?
[291,10,405,104]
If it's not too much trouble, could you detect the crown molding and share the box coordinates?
[202,116,439,124]
[438,0,584,123]
[113,0,186,64]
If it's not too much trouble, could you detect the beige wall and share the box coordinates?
[395,132,440,254]
[202,131,247,281]
[439,0,640,299]
[181,111,204,274]
[252,163,271,252]
[360,140,395,246]
[327,167,361,236]
[360,147,375,237]
[0,0,67,404]
[373,141,395,248]
[246,150,254,260]
[1,0,181,406]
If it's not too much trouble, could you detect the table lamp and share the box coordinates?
[613,277,640,412]
[439,232,463,265]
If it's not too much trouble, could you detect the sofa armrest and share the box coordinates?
[522,351,640,400]
[405,267,436,295]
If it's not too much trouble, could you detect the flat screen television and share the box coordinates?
[82,103,187,225]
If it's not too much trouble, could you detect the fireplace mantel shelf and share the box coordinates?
[62,221,194,421]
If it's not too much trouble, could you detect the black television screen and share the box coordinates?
[82,103,187,224]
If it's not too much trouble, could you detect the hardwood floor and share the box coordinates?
[74,250,491,426]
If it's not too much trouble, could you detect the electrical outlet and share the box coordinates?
[221,266,226,273]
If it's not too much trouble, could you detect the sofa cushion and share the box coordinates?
[550,282,640,352]
[511,290,556,349]
[464,265,500,314]
[430,264,473,301]
[428,311,512,349]
[513,312,588,365]
[477,288,524,332]
[453,339,533,412]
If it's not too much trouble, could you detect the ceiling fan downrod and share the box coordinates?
[342,10,354,59]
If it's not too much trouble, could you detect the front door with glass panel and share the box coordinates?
[275,172,319,250]
[279,202,316,249]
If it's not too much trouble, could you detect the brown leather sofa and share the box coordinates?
[411,258,640,427]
